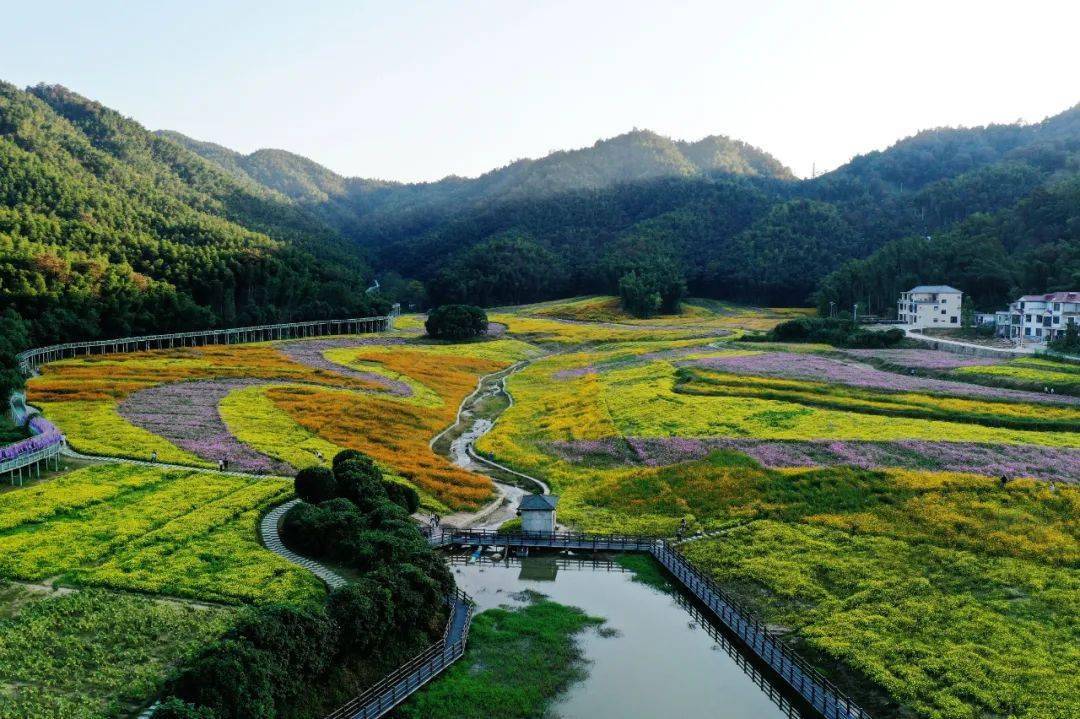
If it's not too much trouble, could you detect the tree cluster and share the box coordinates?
[746,317,905,349]
[424,304,488,340]
[160,451,449,719]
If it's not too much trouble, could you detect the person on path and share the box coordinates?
[217,459,224,471]
[1000,475,1009,488]
[223,458,230,471]
[150,451,157,463]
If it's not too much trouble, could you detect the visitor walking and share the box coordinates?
[150,451,157,463]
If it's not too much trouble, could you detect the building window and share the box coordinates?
[1054,316,1060,324]
[1054,303,1061,311]
[1025,328,1032,336]
[1035,328,1042,337]
[1025,314,1032,323]
[950,316,957,324]
[941,309,946,315]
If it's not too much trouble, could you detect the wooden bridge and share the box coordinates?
[15,309,398,376]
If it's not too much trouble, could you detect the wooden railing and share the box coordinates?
[424,529,872,719]
[15,306,399,376]
[428,528,658,552]
[324,589,473,719]
[0,415,64,485]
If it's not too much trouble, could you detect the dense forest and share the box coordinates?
[3,79,1079,372]
[171,102,1080,312]
[0,83,387,363]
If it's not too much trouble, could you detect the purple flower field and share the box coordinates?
[119,379,293,474]
[277,338,412,396]
[545,436,1080,482]
[843,348,1007,370]
[682,352,1080,405]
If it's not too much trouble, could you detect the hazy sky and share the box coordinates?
[4,0,1078,182]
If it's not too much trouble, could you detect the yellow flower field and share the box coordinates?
[0,464,322,605]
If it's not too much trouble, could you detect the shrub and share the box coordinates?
[334,458,388,512]
[281,499,368,559]
[153,698,219,719]
[769,317,904,348]
[332,449,370,469]
[327,581,395,656]
[425,304,488,340]
[383,481,421,514]
[293,466,336,504]
[171,638,277,719]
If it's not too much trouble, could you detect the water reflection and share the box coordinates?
[449,553,809,719]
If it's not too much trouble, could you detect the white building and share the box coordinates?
[897,285,962,328]
[517,494,558,534]
[1006,292,1080,342]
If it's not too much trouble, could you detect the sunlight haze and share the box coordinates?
[3,0,1078,181]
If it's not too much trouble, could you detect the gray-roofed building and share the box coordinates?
[517,494,558,534]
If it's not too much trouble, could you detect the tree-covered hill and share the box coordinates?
[814,104,1080,314]
[168,101,1079,311]
[0,82,384,356]
[162,127,795,242]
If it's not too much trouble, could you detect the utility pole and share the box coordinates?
[853,303,858,324]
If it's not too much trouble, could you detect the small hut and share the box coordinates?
[517,494,558,534]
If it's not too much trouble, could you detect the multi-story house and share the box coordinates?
[1005,292,1080,342]
[897,286,962,328]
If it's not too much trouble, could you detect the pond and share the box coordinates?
[449,553,808,719]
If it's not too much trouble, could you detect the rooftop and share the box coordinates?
[519,494,559,511]
[907,285,962,294]
[1018,292,1080,302]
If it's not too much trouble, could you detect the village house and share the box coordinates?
[897,285,962,328]
[1004,291,1080,342]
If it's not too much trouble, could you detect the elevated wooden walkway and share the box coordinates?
[369,529,873,719]
[15,309,398,376]
[324,590,473,719]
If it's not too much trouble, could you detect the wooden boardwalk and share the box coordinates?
[15,311,398,375]
[324,590,473,719]
[413,529,872,719]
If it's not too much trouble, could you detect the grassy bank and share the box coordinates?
[395,593,605,719]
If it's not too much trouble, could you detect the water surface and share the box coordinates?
[451,555,806,719]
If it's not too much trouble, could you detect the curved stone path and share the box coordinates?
[259,498,347,590]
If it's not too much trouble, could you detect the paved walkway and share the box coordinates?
[259,499,347,590]
[903,328,1031,357]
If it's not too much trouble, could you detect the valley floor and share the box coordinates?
[6,296,1078,718]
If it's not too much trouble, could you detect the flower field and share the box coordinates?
[954,356,1080,394]
[0,585,235,719]
[0,463,323,605]
[12,300,1080,718]
[680,522,1079,719]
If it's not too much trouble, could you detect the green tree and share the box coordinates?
[425,304,488,340]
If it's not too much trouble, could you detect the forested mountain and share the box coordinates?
[3,76,1077,376]
[162,127,794,241]
[167,102,1079,311]
[814,105,1080,314]
[0,82,385,358]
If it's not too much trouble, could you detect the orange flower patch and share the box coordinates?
[27,345,388,404]
[266,349,507,509]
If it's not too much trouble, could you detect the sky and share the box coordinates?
[3,0,1078,182]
